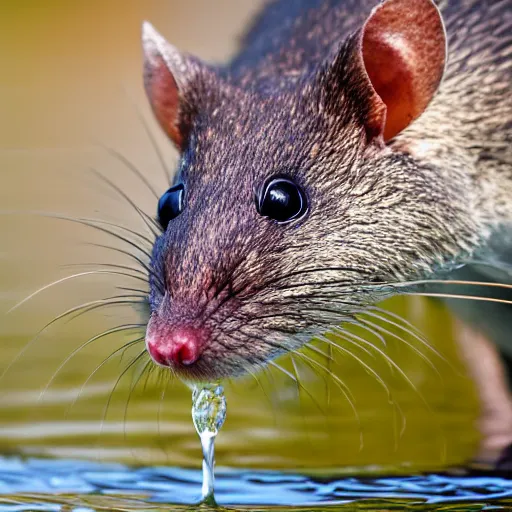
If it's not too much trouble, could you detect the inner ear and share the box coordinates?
[143,22,215,152]
[362,0,446,140]
[145,52,184,148]
[142,22,190,150]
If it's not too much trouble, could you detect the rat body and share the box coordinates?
[141,0,511,384]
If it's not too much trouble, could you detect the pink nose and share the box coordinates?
[146,326,202,367]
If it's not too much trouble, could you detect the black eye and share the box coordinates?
[158,183,185,230]
[256,176,307,223]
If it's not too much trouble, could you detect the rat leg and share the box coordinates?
[453,318,512,467]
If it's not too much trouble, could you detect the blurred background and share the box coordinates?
[0,1,480,474]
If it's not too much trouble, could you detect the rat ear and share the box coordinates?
[321,0,446,143]
[142,22,209,150]
[362,0,446,140]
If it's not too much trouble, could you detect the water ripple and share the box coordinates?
[0,457,512,510]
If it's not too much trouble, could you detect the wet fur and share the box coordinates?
[148,0,511,380]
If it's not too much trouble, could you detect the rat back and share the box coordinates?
[232,0,511,222]
[232,0,512,354]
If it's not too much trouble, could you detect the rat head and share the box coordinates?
[141,0,472,380]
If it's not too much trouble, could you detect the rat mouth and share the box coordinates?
[145,342,255,382]
[154,357,252,382]
[144,314,255,381]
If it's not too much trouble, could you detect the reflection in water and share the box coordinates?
[1,457,512,510]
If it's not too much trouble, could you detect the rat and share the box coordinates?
[141,0,511,460]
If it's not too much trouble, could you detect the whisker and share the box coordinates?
[243,365,279,428]
[45,209,155,260]
[118,286,149,295]
[88,242,151,269]
[368,306,427,341]
[8,269,149,314]
[357,316,443,377]
[121,85,172,184]
[407,292,512,305]
[363,309,455,375]
[259,296,365,311]
[268,358,327,417]
[341,322,447,456]
[97,350,148,449]
[295,349,363,450]
[327,331,376,359]
[38,324,146,404]
[123,358,154,465]
[81,218,154,249]
[299,347,355,404]
[343,319,387,348]
[358,313,442,370]
[89,167,162,239]
[233,311,304,324]
[82,215,155,249]
[157,375,172,465]
[143,361,157,392]
[65,337,145,417]
[86,242,163,293]
[2,295,146,384]
[318,335,386,390]
[63,297,148,326]
[317,333,407,440]
[65,262,149,280]
[290,355,325,442]
[138,210,162,238]
[74,213,154,260]
[393,279,512,291]
[0,210,155,252]
[326,342,334,407]
[333,325,430,411]
[234,327,303,360]
[304,343,332,360]
[97,144,160,199]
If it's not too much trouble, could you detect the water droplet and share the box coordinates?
[192,384,227,436]
[191,383,226,504]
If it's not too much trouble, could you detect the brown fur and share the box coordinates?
[143,0,511,380]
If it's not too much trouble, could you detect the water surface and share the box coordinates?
[0,296,495,510]
[2,457,512,511]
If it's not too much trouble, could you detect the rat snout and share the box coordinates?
[145,315,206,368]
